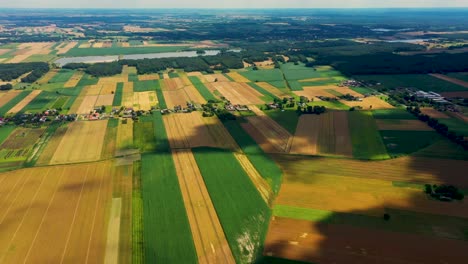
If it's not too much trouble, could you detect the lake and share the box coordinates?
[54,50,240,67]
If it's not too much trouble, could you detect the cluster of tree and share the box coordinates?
[317,52,468,75]
[0,62,49,82]
[297,105,327,115]
[0,84,13,90]
[425,184,464,202]
[63,62,122,77]
[407,106,468,149]
[339,93,360,101]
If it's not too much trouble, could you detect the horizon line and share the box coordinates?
[1,7,468,10]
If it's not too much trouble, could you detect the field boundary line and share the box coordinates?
[0,170,32,224]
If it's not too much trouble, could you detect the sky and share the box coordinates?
[1,0,468,9]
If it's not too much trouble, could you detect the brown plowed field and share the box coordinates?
[227,72,250,83]
[290,115,319,155]
[64,71,85,88]
[430,74,468,88]
[247,106,292,153]
[342,96,394,110]
[264,217,468,264]
[203,74,230,83]
[376,119,433,131]
[76,95,98,114]
[0,90,22,108]
[172,149,235,264]
[164,112,220,149]
[163,89,190,109]
[0,161,112,264]
[161,78,184,90]
[333,111,353,156]
[256,82,290,98]
[294,85,362,100]
[211,82,264,105]
[7,90,42,114]
[50,121,108,164]
[420,108,450,119]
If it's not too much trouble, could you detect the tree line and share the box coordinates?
[0,62,49,83]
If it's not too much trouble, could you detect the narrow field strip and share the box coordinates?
[173,149,235,264]
[104,198,122,264]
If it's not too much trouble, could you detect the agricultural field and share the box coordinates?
[0,161,112,263]
[357,74,468,92]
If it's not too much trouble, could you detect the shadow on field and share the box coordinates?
[149,114,468,264]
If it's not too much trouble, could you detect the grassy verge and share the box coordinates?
[113,82,124,106]
[193,147,271,263]
[155,80,167,108]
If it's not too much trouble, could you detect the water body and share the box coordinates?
[54,49,240,67]
[386,39,432,43]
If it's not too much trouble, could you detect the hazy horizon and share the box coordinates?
[1,0,468,9]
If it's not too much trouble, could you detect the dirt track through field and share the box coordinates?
[264,217,468,264]
[0,162,112,264]
[50,121,108,164]
[172,149,235,264]
[430,73,468,88]
[7,90,42,114]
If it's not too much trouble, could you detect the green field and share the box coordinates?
[168,72,179,78]
[154,81,167,108]
[349,111,390,160]
[223,120,283,193]
[49,69,75,83]
[188,76,216,101]
[128,73,139,82]
[20,91,57,113]
[447,73,468,82]
[372,109,417,119]
[414,139,468,160]
[113,82,124,106]
[193,147,271,263]
[240,69,284,83]
[0,90,32,116]
[132,161,144,264]
[380,130,441,157]
[349,86,376,95]
[309,100,349,110]
[264,110,300,134]
[273,205,468,241]
[267,80,287,89]
[133,117,156,152]
[64,46,189,57]
[133,80,158,92]
[356,74,468,92]
[0,126,16,145]
[288,81,303,91]
[438,117,468,136]
[151,112,171,151]
[51,96,69,110]
[76,74,99,86]
[247,82,277,102]
[141,153,197,264]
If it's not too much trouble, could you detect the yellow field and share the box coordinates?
[8,42,54,63]
[38,69,59,85]
[56,42,78,55]
[7,90,42,114]
[49,121,108,164]
[208,82,264,105]
[122,82,134,108]
[138,74,159,81]
[0,90,22,108]
[135,91,158,110]
[84,85,103,96]
[203,74,230,83]
[116,119,134,150]
[95,94,115,106]
[342,96,394,110]
[172,149,235,263]
[0,161,112,264]
[76,95,98,114]
[64,71,85,88]
[227,72,250,83]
